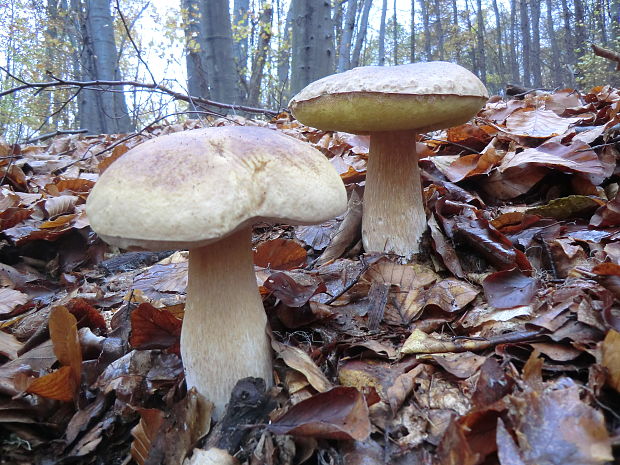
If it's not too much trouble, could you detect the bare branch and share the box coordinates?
[591,44,620,71]
[0,69,280,117]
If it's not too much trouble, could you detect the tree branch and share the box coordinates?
[0,69,280,117]
[591,44,620,71]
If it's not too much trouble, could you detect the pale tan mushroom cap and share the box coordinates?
[86,126,347,250]
[290,61,489,134]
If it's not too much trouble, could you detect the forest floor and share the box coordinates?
[0,86,619,465]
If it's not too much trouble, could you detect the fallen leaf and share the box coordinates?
[482,269,538,309]
[253,238,307,270]
[0,287,29,316]
[26,365,75,401]
[271,340,331,392]
[49,305,82,390]
[267,386,370,440]
[505,108,581,138]
[601,329,620,393]
[130,303,182,351]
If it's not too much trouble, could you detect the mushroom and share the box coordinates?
[86,126,347,417]
[289,61,489,260]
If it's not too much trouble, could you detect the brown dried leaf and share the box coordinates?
[49,306,82,389]
[131,408,165,465]
[267,386,370,440]
[0,330,23,360]
[483,269,538,309]
[0,287,29,316]
[601,329,620,393]
[271,340,331,392]
[431,352,487,379]
[253,238,307,270]
[130,303,182,351]
[26,366,75,402]
[39,213,76,229]
[263,271,326,307]
[505,108,581,138]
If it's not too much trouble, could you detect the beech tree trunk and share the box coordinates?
[204,0,241,105]
[421,0,432,59]
[290,0,334,95]
[476,0,486,83]
[410,0,415,62]
[77,0,133,134]
[530,0,542,87]
[491,0,505,85]
[434,0,444,61]
[545,0,563,86]
[378,0,387,65]
[233,0,250,91]
[573,0,587,60]
[509,0,519,83]
[276,2,294,105]
[182,0,210,104]
[247,4,273,107]
[337,0,358,71]
[351,0,373,67]
[519,0,531,86]
[392,0,399,64]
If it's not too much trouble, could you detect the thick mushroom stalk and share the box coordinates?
[362,131,425,260]
[182,226,272,418]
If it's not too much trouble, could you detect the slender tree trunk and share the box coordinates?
[491,0,505,85]
[451,0,460,61]
[290,0,335,95]
[560,0,576,85]
[434,0,444,60]
[464,0,477,73]
[233,0,250,96]
[595,0,608,45]
[421,0,432,59]
[78,0,133,134]
[351,0,372,67]
[247,4,273,107]
[476,0,486,83]
[337,0,358,71]
[530,0,542,87]
[509,0,519,82]
[410,0,415,62]
[378,0,387,65]
[519,0,531,86]
[545,0,562,86]
[612,0,620,45]
[277,2,294,104]
[203,0,240,105]
[393,0,399,64]
[182,0,210,103]
[573,0,587,60]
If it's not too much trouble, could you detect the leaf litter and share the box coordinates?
[0,89,619,464]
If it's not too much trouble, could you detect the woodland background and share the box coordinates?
[1,0,620,140]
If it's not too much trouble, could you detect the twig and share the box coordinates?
[23,129,89,144]
[0,68,279,117]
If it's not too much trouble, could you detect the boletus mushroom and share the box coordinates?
[289,61,489,260]
[86,126,347,417]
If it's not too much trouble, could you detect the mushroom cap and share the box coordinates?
[86,126,347,250]
[289,61,489,134]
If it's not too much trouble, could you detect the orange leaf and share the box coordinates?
[49,306,82,389]
[130,303,182,350]
[253,238,307,270]
[26,366,75,402]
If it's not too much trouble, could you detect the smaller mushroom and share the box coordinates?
[86,126,347,417]
[290,61,489,260]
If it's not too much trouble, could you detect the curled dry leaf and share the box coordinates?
[131,408,165,465]
[253,238,307,270]
[271,340,331,393]
[43,194,78,218]
[49,305,82,390]
[601,329,620,393]
[267,386,370,441]
[263,271,326,307]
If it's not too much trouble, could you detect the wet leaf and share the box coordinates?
[525,195,602,220]
[601,329,620,393]
[267,386,370,440]
[263,271,326,307]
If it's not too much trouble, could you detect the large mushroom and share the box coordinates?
[290,61,488,260]
[86,126,347,417]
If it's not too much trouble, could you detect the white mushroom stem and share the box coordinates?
[181,226,272,418]
[362,130,426,260]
